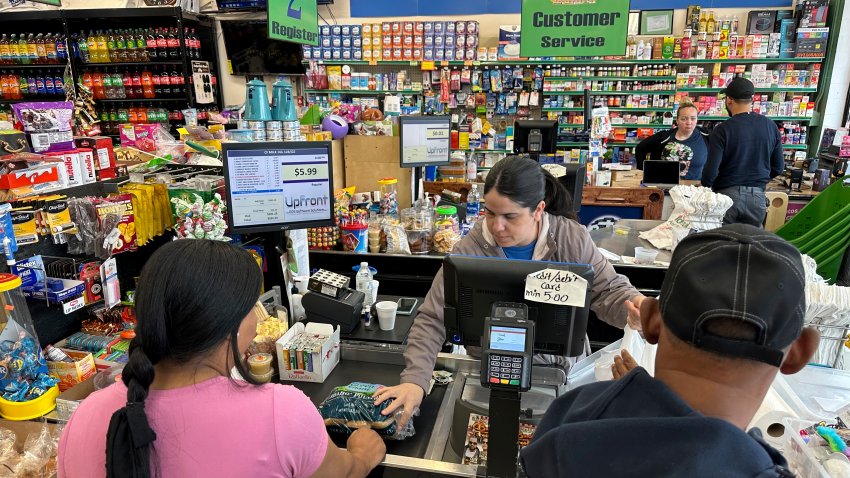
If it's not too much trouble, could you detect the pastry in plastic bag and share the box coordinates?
[383,224,411,255]
[318,382,416,440]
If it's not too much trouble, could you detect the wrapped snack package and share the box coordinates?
[0,331,58,403]
[11,102,75,153]
[0,421,58,478]
[319,382,416,440]
[172,193,228,241]
[384,224,411,255]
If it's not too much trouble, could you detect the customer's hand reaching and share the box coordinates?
[624,295,645,331]
[611,350,638,379]
[373,383,424,430]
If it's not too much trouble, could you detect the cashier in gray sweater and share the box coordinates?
[374,156,645,427]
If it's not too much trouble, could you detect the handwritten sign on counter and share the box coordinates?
[524,268,588,307]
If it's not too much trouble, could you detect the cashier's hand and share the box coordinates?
[611,350,638,380]
[624,295,645,332]
[373,383,424,429]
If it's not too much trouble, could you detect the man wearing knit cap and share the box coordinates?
[521,224,819,478]
[701,77,785,227]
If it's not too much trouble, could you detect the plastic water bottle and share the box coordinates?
[466,184,481,226]
[356,262,373,310]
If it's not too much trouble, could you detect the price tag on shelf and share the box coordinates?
[369,60,378,66]
[464,60,473,66]
[421,61,436,71]
[440,61,449,66]
[409,61,419,66]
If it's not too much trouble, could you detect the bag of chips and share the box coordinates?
[318,382,416,440]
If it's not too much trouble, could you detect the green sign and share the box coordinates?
[520,0,630,57]
[28,0,62,5]
[268,0,319,46]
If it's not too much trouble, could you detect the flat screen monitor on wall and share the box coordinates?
[220,20,306,75]
[222,142,335,233]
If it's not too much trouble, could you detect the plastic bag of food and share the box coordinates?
[383,224,411,255]
[318,382,416,440]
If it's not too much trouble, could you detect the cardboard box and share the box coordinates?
[611,170,643,188]
[747,11,776,35]
[0,163,60,190]
[276,322,339,383]
[55,375,95,420]
[74,136,116,179]
[343,136,412,209]
[796,28,829,58]
[48,350,97,392]
[499,25,521,59]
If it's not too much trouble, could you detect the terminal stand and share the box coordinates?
[485,389,523,478]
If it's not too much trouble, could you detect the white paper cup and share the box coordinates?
[634,247,659,265]
[375,300,398,330]
[293,276,309,294]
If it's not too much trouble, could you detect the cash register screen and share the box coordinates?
[222,142,335,233]
[489,326,527,353]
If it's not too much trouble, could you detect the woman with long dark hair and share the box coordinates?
[374,156,644,427]
[58,239,385,478]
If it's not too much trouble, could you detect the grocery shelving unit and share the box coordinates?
[0,7,223,138]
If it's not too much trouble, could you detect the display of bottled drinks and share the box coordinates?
[0,70,65,99]
[96,106,216,136]
[71,27,203,64]
[0,33,69,65]
[80,68,186,100]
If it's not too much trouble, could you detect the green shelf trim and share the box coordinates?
[700,116,813,121]
[546,76,677,81]
[450,148,512,153]
[305,89,421,95]
[305,58,823,67]
[558,124,585,128]
[542,107,585,112]
[611,124,671,129]
[589,90,676,95]
[781,144,807,150]
[606,107,673,112]
[677,87,818,93]
[677,58,823,64]
[557,142,588,147]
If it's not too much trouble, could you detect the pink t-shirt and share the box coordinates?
[58,377,328,478]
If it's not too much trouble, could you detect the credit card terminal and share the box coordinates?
[480,302,534,392]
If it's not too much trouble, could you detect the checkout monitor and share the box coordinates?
[443,255,594,357]
[222,141,335,234]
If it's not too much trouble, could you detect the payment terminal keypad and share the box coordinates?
[487,354,525,386]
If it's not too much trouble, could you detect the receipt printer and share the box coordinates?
[302,288,365,334]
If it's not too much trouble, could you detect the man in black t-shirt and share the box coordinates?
[701,78,785,227]
[521,225,820,478]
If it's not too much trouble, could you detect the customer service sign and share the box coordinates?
[521,0,630,57]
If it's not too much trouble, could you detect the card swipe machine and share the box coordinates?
[302,288,365,334]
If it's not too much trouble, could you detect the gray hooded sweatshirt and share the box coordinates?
[400,213,641,393]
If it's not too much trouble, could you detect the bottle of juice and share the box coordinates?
[81,70,93,92]
[96,30,108,63]
[156,28,168,60]
[145,28,157,61]
[141,68,154,98]
[92,71,105,99]
[102,68,114,99]
[8,35,20,64]
[26,34,38,64]
[86,31,98,63]
[107,29,118,62]
[123,68,134,98]
[116,30,129,62]
[112,70,125,99]
[135,29,148,62]
[0,35,11,65]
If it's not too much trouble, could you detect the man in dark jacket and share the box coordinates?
[635,103,709,180]
[701,77,785,226]
[520,224,820,478]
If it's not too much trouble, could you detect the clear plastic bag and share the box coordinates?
[318,382,416,440]
[384,225,411,255]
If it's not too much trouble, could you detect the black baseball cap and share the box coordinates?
[722,77,755,100]
[659,224,806,367]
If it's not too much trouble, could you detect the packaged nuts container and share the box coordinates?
[401,208,433,254]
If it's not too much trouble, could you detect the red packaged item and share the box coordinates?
[75,137,117,180]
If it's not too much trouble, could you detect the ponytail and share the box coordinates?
[485,155,578,221]
[106,344,158,478]
[542,170,577,221]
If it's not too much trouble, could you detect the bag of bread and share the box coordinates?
[318,382,416,440]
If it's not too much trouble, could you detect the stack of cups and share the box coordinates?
[375,300,397,331]
[247,353,274,383]
[283,120,302,141]
[247,120,267,141]
[266,121,283,141]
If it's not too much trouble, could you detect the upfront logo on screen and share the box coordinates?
[285,194,329,208]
